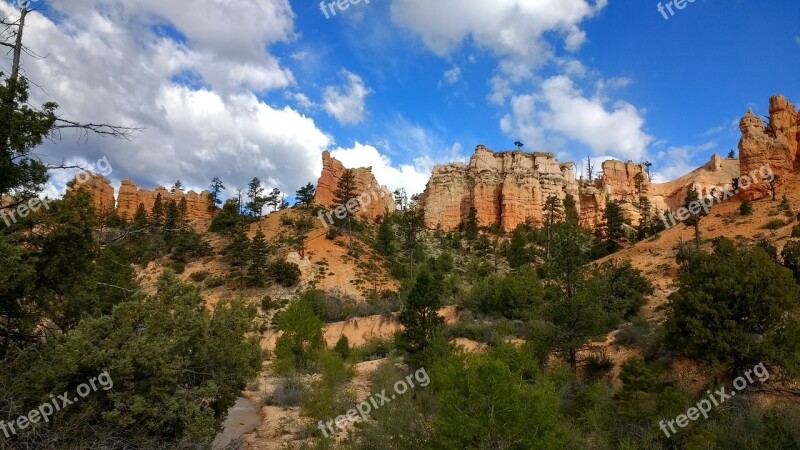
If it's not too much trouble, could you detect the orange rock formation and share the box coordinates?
[314,151,396,221]
[738,95,799,200]
[74,174,216,221]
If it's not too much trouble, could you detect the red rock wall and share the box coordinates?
[738,95,799,200]
[314,151,396,221]
[73,174,216,222]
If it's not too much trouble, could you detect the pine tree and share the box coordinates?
[293,217,314,257]
[172,180,183,192]
[164,199,179,233]
[295,182,316,208]
[375,213,396,256]
[506,227,531,269]
[334,169,358,244]
[544,195,562,259]
[463,207,479,241]
[247,229,270,287]
[246,177,266,217]
[563,194,579,225]
[208,177,225,209]
[682,187,706,250]
[151,193,164,226]
[399,269,445,357]
[603,198,625,251]
[267,188,282,212]
[133,203,148,228]
[226,224,250,268]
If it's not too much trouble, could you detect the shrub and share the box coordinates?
[269,260,301,287]
[334,336,350,360]
[280,215,294,227]
[792,225,800,238]
[584,352,614,381]
[739,199,753,216]
[264,376,308,407]
[204,276,226,289]
[189,271,209,283]
[764,219,787,230]
[615,320,653,348]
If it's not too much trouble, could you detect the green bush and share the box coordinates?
[269,260,301,287]
[764,219,787,230]
[740,199,753,216]
[264,376,308,407]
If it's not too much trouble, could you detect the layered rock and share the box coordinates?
[419,146,584,232]
[419,146,738,232]
[314,151,396,221]
[72,174,216,222]
[116,179,216,221]
[738,95,800,200]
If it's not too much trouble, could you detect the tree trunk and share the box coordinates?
[11,7,27,79]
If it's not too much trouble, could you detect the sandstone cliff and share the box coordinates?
[74,174,216,222]
[738,95,799,200]
[314,151,395,221]
[419,146,738,232]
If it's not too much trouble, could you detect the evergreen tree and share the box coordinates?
[274,298,325,373]
[247,229,269,286]
[208,177,225,208]
[225,223,250,268]
[506,226,531,269]
[210,200,245,234]
[164,199,179,232]
[133,202,148,228]
[178,197,188,223]
[603,198,625,251]
[544,195,563,259]
[246,177,266,217]
[151,193,164,226]
[266,188,282,212]
[295,182,316,208]
[394,188,408,211]
[171,180,183,192]
[397,210,425,278]
[399,269,445,359]
[463,207,479,241]
[563,194,579,225]
[333,169,358,243]
[293,217,314,257]
[666,239,800,374]
[682,186,706,250]
[375,213,396,256]
[781,240,800,281]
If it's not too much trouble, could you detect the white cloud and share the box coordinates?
[322,70,372,125]
[442,66,461,84]
[330,142,432,196]
[501,76,653,162]
[2,0,331,198]
[650,142,716,183]
[391,0,607,103]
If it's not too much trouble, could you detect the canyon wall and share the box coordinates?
[74,174,216,222]
[738,95,800,200]
[419,146,738,232]
[314,151,396,221]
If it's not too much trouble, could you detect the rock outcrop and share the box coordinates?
[73,174,216,222]
[738,95,800,200]
[116,179,215,222]
[419,146,738,232]
[314,151,395,221]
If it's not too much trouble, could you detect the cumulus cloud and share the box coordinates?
[0,0,336,198]
[322,70,372,125]
[650,142,716,183]
[442,66,461,84]
[330,142,432,196]
[500,76,653,162]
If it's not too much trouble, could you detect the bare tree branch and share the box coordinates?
[54,117,143,142]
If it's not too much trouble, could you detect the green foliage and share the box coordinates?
[246,229,270,287]
[333,335,350,360]
[274,298,325,374]
[433,352,566,449]
[505,226,532,269]
[269,259,301,287]
[740,198,753,215]
[602,198,626,251]
[462,207,479,241]
[209,199,246,234]
[399,270,445,362]
[469,268,544,320]
[781,240,800,281]
[374,213,396,257]
[665,239,800,374]
[0,77,57,202]
[7,271,261,447]
[295,182,316,208]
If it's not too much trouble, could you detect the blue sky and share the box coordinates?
[3,0,798,199]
